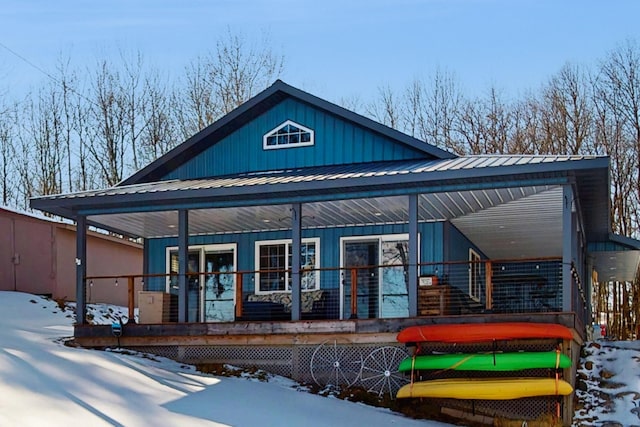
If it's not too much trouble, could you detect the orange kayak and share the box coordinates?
[397,322,572,344]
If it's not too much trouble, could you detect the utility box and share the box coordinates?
[138,291,176,323]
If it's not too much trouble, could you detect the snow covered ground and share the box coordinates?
[0,291,450,427]
[2,290,638,426]
[573,339,640,426]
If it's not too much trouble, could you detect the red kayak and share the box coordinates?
[397,322,573,344]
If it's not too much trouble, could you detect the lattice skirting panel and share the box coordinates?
[130,342,411,395]
[431,397,566,422]
[126,340,571,422]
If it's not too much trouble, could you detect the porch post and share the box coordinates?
[75,215,87,325]
[291,203,302,321]
[178,209,189,323]
[586,257,594,323]
[562,185,573,312]
[142,238,149,290]
[408,194,418,317]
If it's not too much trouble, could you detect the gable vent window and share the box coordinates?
[263,120,314,150]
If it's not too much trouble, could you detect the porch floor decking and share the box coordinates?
[73,312,584,348]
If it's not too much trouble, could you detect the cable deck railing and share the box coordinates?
[83,258,569,325]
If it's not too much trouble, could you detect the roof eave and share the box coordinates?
[31,156,605,218]
[609,233,640,250]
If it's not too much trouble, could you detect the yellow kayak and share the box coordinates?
[396,377,573,400]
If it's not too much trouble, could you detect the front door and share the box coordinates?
[342,235,410,320]
[168,244,236,323]
[202,246,236,322]
[343,240,379,319]
[167,250,201,322]
[380,238,409,318]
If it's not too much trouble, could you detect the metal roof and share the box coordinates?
[32,154,606,204]
[30,154,613,263]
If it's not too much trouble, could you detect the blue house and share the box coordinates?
[31,80,640,423]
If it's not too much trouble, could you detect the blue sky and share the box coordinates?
[1,0,640,103]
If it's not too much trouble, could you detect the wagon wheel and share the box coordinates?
[310,339,363,388]
[359,346,409,398]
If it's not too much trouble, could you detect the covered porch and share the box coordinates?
[30,156,640,333]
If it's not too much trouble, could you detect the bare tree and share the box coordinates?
[213,30,284,115]
[509,94,542,154]
[54,56,79,193]
[120,51,148,171]
[139,71,178,164]
[483,86,512,154]
[401,78,423,138]
[539,64,593,154]
[22,84,64,198]
[176,31,285,137]
[0,102,17,205]
[71,85,96,192]
[338,93,365,116]
[594,41,640,238]
[86,60,133,186]
[366,84,401,129]
[591,41,640,339]
[176,55,221,139]
[417,69,463,153]
[456,96,485,154]
[455,86,513,155]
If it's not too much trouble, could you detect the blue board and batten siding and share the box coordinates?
[162,98,430,180]
[142,93,481,304]
[444,222,487,262]
[145,222,446,293]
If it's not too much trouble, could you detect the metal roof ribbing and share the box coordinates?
[32,155,603,202]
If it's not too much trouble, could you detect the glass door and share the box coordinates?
[168,244,236,323]
[187,252,201,322]
[343,240,379,319]
[202,245,236,322]
[341,235,410,319]
[380,239,409,318]
[168,250,201,322]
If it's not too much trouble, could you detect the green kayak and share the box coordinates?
[398,351,571,372]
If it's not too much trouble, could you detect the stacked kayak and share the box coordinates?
[396,322,573,344]
[396,377,573,400]
[397,350,571,372]
[395,322,574,400]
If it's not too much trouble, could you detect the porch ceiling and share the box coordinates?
[591,250,640,282]
[89,184,562,260]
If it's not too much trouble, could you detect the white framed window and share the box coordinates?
[469,248,482,301]
[263,120,314,150]
[255,238,320,293]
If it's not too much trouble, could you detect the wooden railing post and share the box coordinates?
[235,273,243,320]
[485,261,492,311]
[350,268,358,319]
[128,276,135,323]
